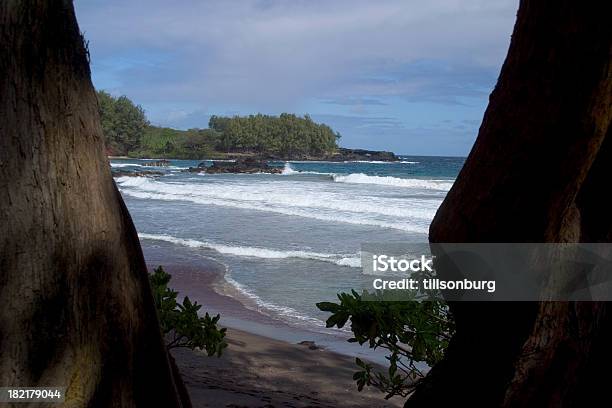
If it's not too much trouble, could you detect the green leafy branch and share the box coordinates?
[149,266,228,357]
[317,289,454,399]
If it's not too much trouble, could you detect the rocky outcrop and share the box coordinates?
[112,169,163,178]
[143,159,171,167]
[213,148,399,162]
[187,158,282,174]
[328,148,399,162]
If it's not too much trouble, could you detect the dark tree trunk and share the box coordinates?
[0,1,189,406]
[409,1,612,407]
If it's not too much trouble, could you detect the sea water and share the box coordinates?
[112,156,463,337]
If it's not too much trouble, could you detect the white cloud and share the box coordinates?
[74,0,518,154]
[76,0,517,107]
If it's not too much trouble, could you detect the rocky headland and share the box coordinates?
[246,148,399,162]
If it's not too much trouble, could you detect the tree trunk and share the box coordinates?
[409,1,612,406]
[0,1,189,406]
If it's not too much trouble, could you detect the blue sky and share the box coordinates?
[74,0,518,156]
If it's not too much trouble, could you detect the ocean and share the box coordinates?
[112,156,463,357]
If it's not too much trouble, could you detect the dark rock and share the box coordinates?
[142,159,171,167]
[187,158,282,174]
[112,169,163,178]
[329,148,399,162]
[298,341,320,350]
[195,148,399,163]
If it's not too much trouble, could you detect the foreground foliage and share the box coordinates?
[149,266,227,356]
[317,290,454,399]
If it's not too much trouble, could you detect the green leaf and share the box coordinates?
[316,290,454,399]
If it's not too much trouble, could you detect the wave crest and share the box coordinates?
[116,176,437,233]
[332,173,453,190]
[110,162,142,168]
[138,233,361,267]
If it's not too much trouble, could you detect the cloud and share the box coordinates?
[74,0,518,154]
[322,98,388,106]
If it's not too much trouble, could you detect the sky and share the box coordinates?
[74,0,519,156]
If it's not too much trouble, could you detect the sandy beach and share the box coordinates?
[142,248,405,407]
[172,328,404,408]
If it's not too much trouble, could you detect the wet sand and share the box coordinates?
[142,249,405,407]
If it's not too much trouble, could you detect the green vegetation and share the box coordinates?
[97,90,340,159]
[135,126,222,160]
[317,289,453,399]
[149,266,227,356]
[97,90,149,156]
[209,113,340,157]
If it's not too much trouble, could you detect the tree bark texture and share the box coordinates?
[410,1,612,407]
[0,1,189,406]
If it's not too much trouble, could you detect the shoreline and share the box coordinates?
[141,247,405,407]
[141,244,390,364]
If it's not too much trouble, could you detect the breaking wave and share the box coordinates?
[116,176,438,233]
[332,173,453,191]
[138,233,361,267]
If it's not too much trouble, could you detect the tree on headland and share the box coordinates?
[207,113,340,158]
[136,126,219,159]
[95,97,341,159]
[97,90,149,155]
[0,2,188,406]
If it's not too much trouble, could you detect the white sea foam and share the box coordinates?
[281,164,449,192]
[343,160,404,164]
[138,233,361,267]
[116,176,437,233]
[223,276,332,329]
[281,163,331,176]
[281,162,298,175]
[332,173,453,191]
[139,232,354,332]
[335,257,363,268]
[110,163,143,168]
